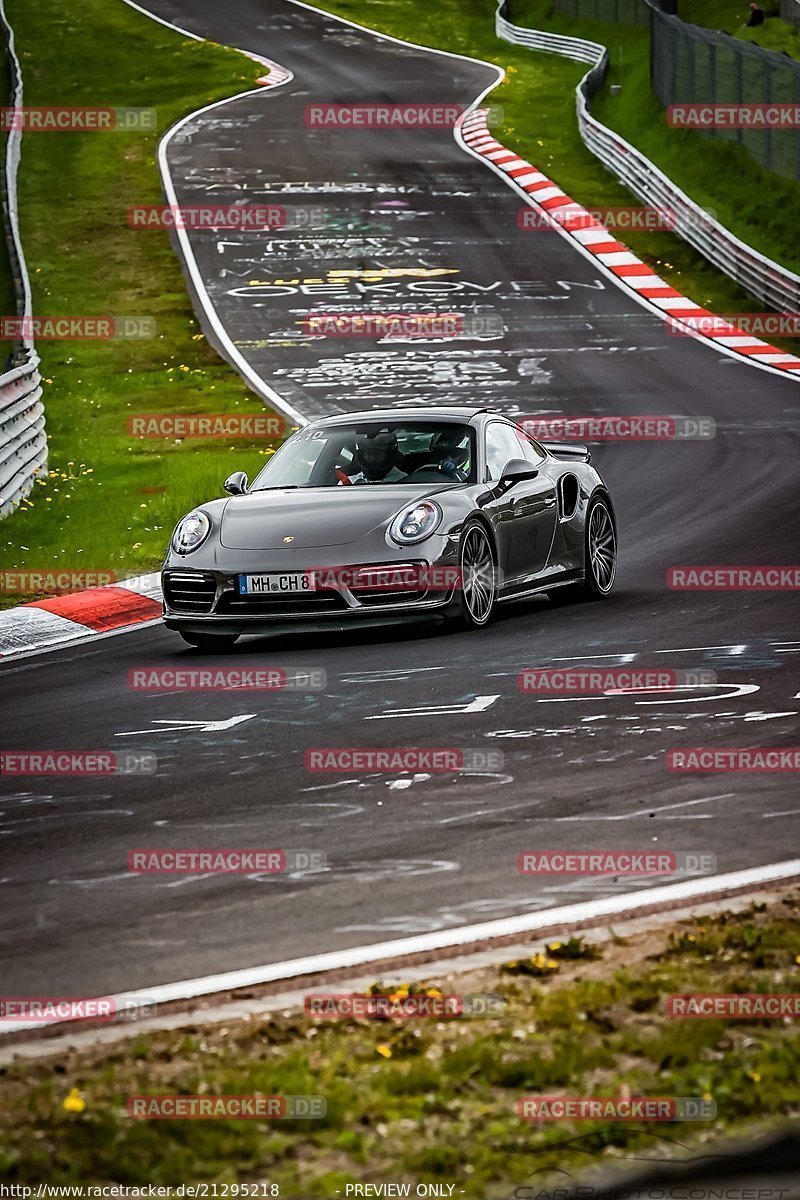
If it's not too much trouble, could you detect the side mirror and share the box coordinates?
[499,458,539,486]
[224,471,249,496]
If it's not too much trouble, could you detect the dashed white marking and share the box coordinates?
[116,716,256,736]
[366,695,500,720]
[742,711,798,722]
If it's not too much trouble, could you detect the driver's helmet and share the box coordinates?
[354,430,400,481]
[431,430,468,472]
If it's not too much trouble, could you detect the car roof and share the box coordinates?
[309,407,497,426]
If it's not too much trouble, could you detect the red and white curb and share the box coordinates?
[0,574,162,659]
[240,49,294,88]
[458,109,800,378]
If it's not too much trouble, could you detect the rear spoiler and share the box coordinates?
[540,441,591,463]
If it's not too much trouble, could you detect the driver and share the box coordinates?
[347,430,407,484]
[430,430,469,481]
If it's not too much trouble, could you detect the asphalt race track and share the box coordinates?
[1,0,799,999]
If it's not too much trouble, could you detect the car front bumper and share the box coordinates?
[161,544,460,635]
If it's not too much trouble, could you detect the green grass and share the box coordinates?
[0,0,290,608]
[1,894,798,1193]
[680,0,800,60]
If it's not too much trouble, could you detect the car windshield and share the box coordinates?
[249,421,476,489]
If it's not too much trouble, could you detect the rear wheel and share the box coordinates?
[179,632,239,652]
[451,520,496,629]
[549,496,617,604]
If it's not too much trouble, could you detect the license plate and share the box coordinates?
[238,572,317,595]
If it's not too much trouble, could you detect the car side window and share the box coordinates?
[485,422,526,481]
[515,430,546,465]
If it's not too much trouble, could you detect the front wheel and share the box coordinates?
[550,496,617,604]
[179,632,240,652]
[450,520,497,629]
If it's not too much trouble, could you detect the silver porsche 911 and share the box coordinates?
[162,406,617,651]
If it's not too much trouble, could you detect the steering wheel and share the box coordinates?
[334,468,352,485]
[415,460,466,482]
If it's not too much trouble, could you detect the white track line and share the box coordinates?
[120,0,202,38]
[0,617,163,665]
[287,0,506,80]
[3,858,798,1034]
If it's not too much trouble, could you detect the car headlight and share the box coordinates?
[172,510,211,554]
[389,500,442,545]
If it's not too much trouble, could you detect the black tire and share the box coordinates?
[179,632,240,652]
[449,519,497,630]
[549,496,617,604]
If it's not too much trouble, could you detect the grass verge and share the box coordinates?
[679,0,800,61]
[0,0,290,609]
[0,892,798,1192]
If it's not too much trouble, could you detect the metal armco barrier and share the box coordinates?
[0,0,44,518]
[0,355,45,519]
[496,0,800,313]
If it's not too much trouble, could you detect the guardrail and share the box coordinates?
[496,0,800,313]
[0,0,44,518]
